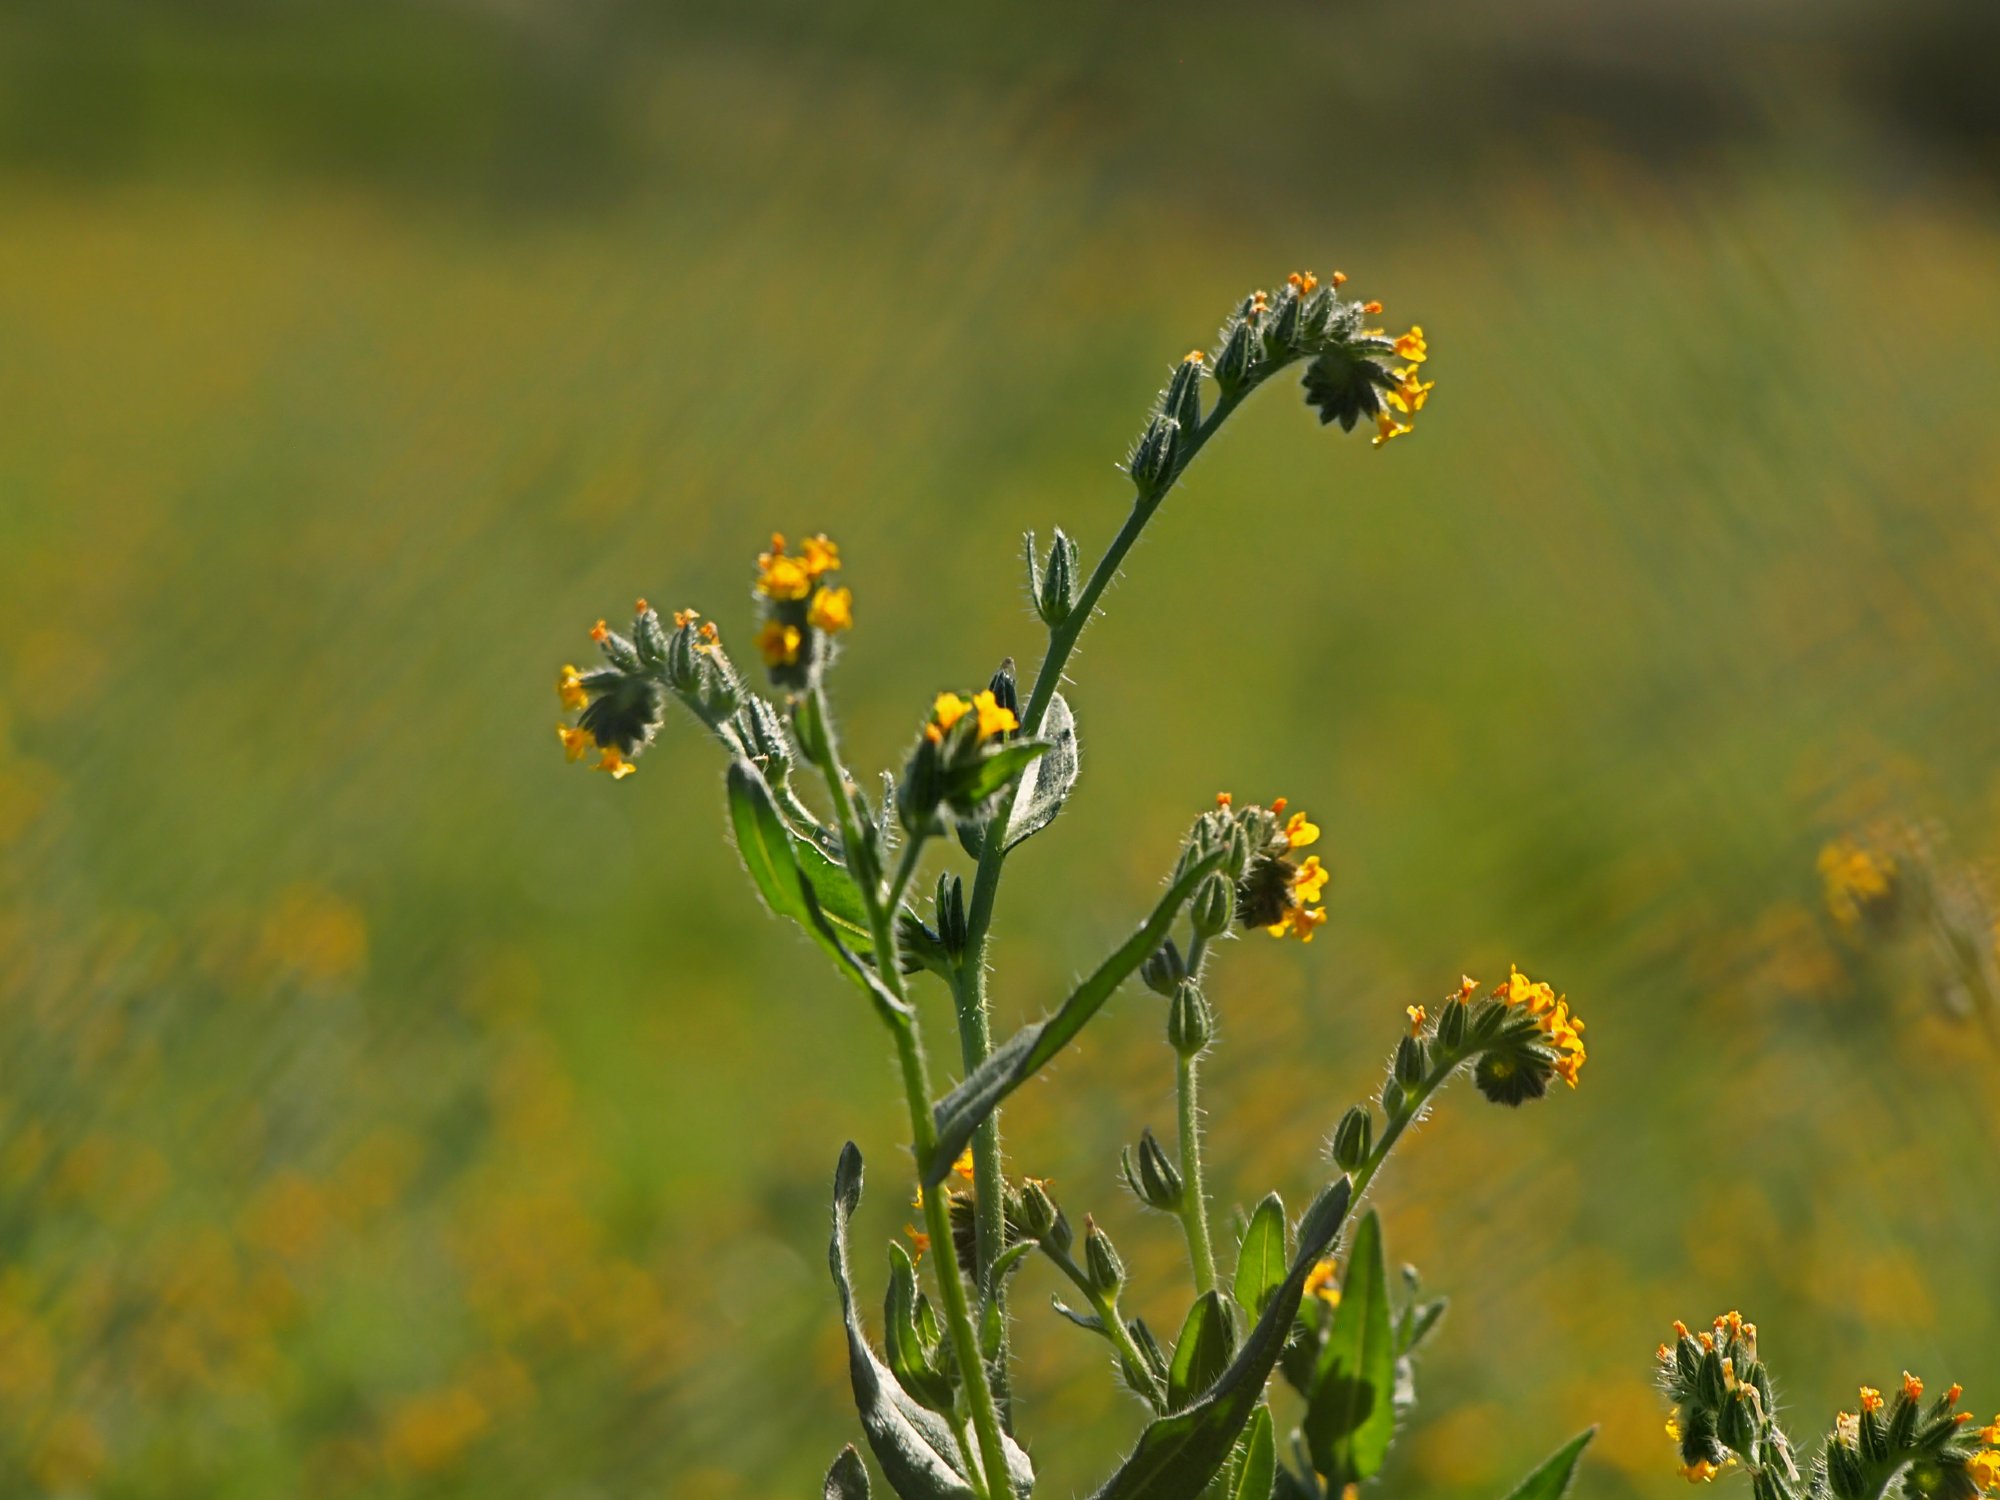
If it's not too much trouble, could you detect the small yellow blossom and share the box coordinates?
[1216,791,1233,808]
[756,620,803,667]
[1393,326,1428,364]
[755,534,814,600]
[1859,1387,1884,1414]
[808,586,853,634]
[1819,837,1896,931]
[1184,349,1205,364]
[1268,905,1328,943]
[1303,1258,1342,1306]
[1456,975,1480,1000]
[1293,855,1329,905]
[1680,1461,1722,1484]
[1904,1372,1925,1402]
[1673,1320,1691,1339]
[698,621,719,646]
[1968,1451,2000,1492]
[590,618,610,643]
[952,1147,975,1183]
[1946,1384,1963,1406]
[1283,809,1320,849]
[904,1224,931,1258]
[1362,299,1383,315]
[1372,409,1412,447]
[1330,271,1348,288]
[1386,366,1434,416]
[971,690,1017,740]
[1665,1415,1682,1441]
[927,692,972,742]
[557,664,588,712]
[1836,1412,1859,1447]
[1406,1004,1427,1037]
[1980,1415,2000,1446]
[556,725,591,763]
[800,533,841,580]
[594,748,636,780]
[673,607,700,629]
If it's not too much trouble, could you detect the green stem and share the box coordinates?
[884,823,928,913]
[1352,1051,1458,1202]
[807,683,1016,1499]
[1175,1050,1219,1293]
[1039,1242,1168,1409]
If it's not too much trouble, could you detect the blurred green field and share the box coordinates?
[3,3,2000,1496]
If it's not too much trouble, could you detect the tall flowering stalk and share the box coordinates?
[553,269,1598,1499]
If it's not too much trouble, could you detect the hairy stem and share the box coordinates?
[1175,1049,1219,1294]
[808,683,1015,1498]
[1039,1242,1169,1410]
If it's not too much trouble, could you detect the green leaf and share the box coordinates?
[922,847,1227,1184]
[727,758,877,956]
[952,739,1051,807]
[1090,1177,1353,1500]
[1497,1429,1596,1500]
[1233,1195,1289,1319]
[1232,1408,1275,1500]
[1000,692,1079,852]
[884,1242,954,1412]
[825,1446,871,1500]
[827,1144,1035,1500]
[796,827,877,952]
[1168,1291,1238,1411]
[1303,1210,1395,1485]
[1400,1297,1447,1356]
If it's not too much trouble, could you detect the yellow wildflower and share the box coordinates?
[1372,409,1412,447]
[1665,1415,1682,1441]
[1819,837,1896,931]
[1287,270,1319,296]
[672,607,700,629]
[1680,1462,1721,1484]
[557,664,588,712]
[1330,271,1348,288]
[904,1224,931,1258]
[594,748,636,780]
[971,689,1017,740]
[1456,975,1480,1000]
[1406,1004,1427,1037]
[1303,1258,1342,1306]
[1293,855,1329,905]
[1386,366,1434,416]
[800,533,841,580]
[1859,1387,1884,1414]
[1969,1451,2000,1492]
[808,586,853,634]
[1184,349,1205,365]
[590,618,610,643]
[756,620,802,667]
[1836,1412,1859,1447]
[1393,326,1428,363]
[1283,809,1320,849]
[1904,1372,1925,1403]
[755,534,814,600]
[927,692,972,742]
[952,1147,975,1183]
[556,725,591,763]
[1980,1415,2000,1446]
[1268,905,1328,943]
[1362,299,1383,315]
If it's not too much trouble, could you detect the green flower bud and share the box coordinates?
[1140,938,1186,998]
[1697,1347,1729,1408]
[934,873,967,958]
[665,625,701,693]
[1190,872,1234,938]
[1037,529,1080,627]
[897,739,946,836]
[1128,414,1179,495]
[596,625,644,675]
[1331,1105,1373,1172]
[1163,352,1204,436]
[1213,317,1259,394]
[1168,979,1212,1057]
[1017,1178,1063,1246]
[986,658,1018,729]
[1826,1436,1866,1500]
[1718,1387,1756,1451]
[739,695,794,788]
[1121,1127,1183,1213]
[1084,1218,1125,1296]
[1270,287,1303,350]
[1435,996,1468,1052]
[633,601,669,668]
[1393,1034,1428,1087]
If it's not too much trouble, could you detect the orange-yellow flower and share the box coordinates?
[1385,366,1434,416]
[1330,271,1348,288]
[808,586,853,634]
[1283,809,1320,849]
[952,1147,975,1183]
[1268,905,1328,943]
[1406,1005,1427,1037]
[756,621,803,667]
[1968,1451,2000,1492]
[557,664,588,713]
[1393,326,1428,364]
[1680,1462,1721,1484]
[904,1224,931,1258]
[971,690,1017,740]
[556,725,591,762]
[672,607,700,629]
[800,533,841,580]
[590,619,609,643]
[1293,855,1329,905]
[594,748,635,780]
[1303,1257,1342,1306]
[1372,409,1412,447]
[927,692,971,742]
[1904,1372,1925,1403]
[1859,1387,1884,1414]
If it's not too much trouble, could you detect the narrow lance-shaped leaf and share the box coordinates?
[1089,1176,1353,1500]
[1230,1408,1275,1500]
[1167,1291,1238,1411]
[1303,1210,1395,1485]
[1497,1429,1597,1500]
[726,759,877,957]
[923,847,1227,1184]
[1232,1194,1288,1319]
[826,1143,1035,1500]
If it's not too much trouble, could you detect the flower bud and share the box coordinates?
[1128,415,1179,495]
[934,873,967,958]
[665,626,701,693]
[1037,529,1080,627]
[985,659,1018,730]
[1270,287,1303,350]
[1168,979,1213,1057]
[1140,938,1186,998]
[1213,318,1259,394]
[1016,1178,1063,1245]
[1163,354,1204,436]
[1331,1105,1373,1172]
[739,695,794,788]
[1190,872,1234,938]
[596,626,644,675]
[1393,1033,1428,1087]
[1084,1218,1125,1296]
[897,739,946,836]
[1224,824,1252,877]
[634,602,669,668]
[1122,1127,1184,1213]
[1435,996,1468,1052]
[1826,1437,1865,1500]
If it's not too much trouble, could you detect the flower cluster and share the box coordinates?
[1215,793,1330,943]
[752,532,851,687]
[1655,1313,1999,1500]
[1819,835,1899,933]
[1494,965,1588,1087]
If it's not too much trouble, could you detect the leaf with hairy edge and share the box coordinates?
[1001,692,1079,852]
[824,1445,871,1500]
[1168,1292,1238,1411]
[1227,1408,1275,1500]
[797,871,911,1027]
[922,848,1227,1184]
[1303,1210,1395,1485]
[1232,1195,1288,1319]
[727,759,878,956]
[827,1144,1034,1500]
[1497,1429,1596,1500]
[796,827,877,951]
[1089,1176,1353,1500]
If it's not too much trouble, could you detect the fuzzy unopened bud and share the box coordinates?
[1168,979,1213,1057]
[1140,938,1186,998]
[1036,529,1080,627]
[740,695,793,787]
[1017,1179,1064,1247]
[1083,1218,1125,1296]
[1122,1127,1184,1212]
[1190,872,1234,938]
[1128,415,1179,494]
[934,873,967,957]
[1435,996,1468,1052]
[986,659,1018,728]
[1331,1105,1374,1172]
[1393,1034,1428,1087]
[1163,354,1204,436]
[1213,318,1258,393]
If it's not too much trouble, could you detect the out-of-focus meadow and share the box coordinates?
[3,1,1999,1495]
